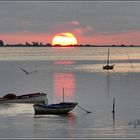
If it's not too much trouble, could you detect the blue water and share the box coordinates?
[0,47,140,138]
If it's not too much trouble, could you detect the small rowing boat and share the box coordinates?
[33,102,78,115]
[33,88,77,115]
[0,93,47,104]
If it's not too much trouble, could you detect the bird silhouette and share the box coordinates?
[19,67,37,75]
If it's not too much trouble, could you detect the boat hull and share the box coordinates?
[33,102,77,115]
[0,93,47,104]
[103,64,114,70]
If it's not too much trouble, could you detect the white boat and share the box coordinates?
[33,102,78,115]
[103,48,114,70]
[0,93,47,104]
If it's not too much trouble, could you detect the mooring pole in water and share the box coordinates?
[112,97,115,126]
[63,88,65,102]
[112,97,115,114]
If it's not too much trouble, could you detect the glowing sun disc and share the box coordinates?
[52,32,77,46]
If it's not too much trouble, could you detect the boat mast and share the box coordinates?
[63,88,65,102]
[107,48,110,65]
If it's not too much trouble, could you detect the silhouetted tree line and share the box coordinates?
[0,40,137,47]
[0,40,4,46]
[4,41,52,47]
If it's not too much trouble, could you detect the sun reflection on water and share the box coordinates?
[53,72,75,103]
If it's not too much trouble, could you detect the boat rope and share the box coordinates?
[125,51,134,68]
[77,104,92,114]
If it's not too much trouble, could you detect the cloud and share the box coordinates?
[70,21,80,25]
[0,2,140,34]
[72,26,95,37]
[0,2,140,45]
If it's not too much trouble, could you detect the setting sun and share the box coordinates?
[52,32,77,46]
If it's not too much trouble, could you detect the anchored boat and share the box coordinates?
[0,93,47,104]
[33,102,77,115]
[33,88,77,115]
[103,48,114,70]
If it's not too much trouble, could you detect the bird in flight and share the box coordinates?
[19,67,37,75]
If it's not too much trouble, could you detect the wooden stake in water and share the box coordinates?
[112,97,115,126]
[112,97,115,114]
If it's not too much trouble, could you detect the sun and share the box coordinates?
[52,32,77,46]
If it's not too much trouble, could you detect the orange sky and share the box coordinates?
[0,33,54,45]
[1,30,140,45]
[1,2,140,45]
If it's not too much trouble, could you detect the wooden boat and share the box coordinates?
[33,102,77,115]
[103,64,114,70]
[103,48,114,70]
[0,93,47,104]
[33,88,77,115]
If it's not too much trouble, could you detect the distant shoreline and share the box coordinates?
[1,45,140,48]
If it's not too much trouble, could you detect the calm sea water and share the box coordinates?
[0,47,140,138]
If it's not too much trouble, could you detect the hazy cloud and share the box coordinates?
[0,2,140,44]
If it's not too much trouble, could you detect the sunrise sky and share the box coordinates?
[0,2,140,45]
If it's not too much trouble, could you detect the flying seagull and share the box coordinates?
[19,67,37,75]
